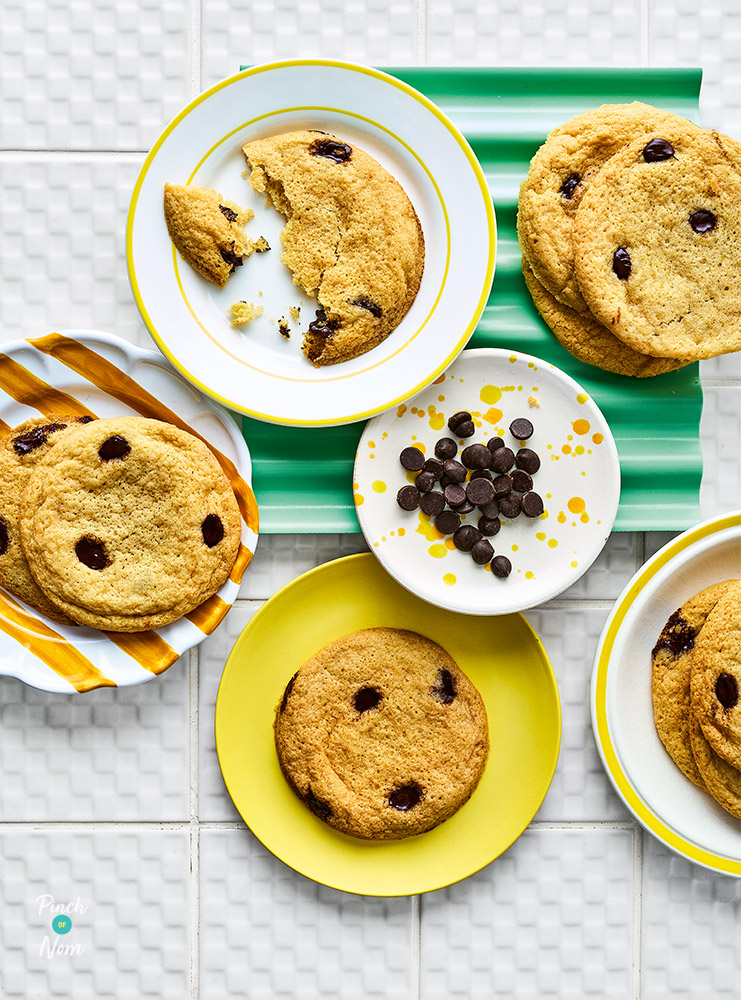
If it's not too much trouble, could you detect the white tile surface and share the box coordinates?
[239,533,368,601]
[699,386,741,520]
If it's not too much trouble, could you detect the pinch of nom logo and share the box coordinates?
[36,894,87,959]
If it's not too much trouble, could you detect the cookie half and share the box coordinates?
[242,130,425,366]
[19,417,242,632]
[274,627,489,840]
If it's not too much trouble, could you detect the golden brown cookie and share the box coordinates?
[19,417,242,632]
[689,710,741,819]
[522,260,688,378]
[0,416,96,624]
[163,183,257,288]
[573,128,741,361]
[242,130,425,366]
[517,103,702,312]
[274,627,488,840]
[651,581,736,787]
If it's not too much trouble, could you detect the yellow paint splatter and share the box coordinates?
[557,511,566,523]
[374,541,379,547]
[429,543,448,559]
[438,395,445,402]
[592,432,603,444]
[509,354,517,363]
[443,573,456,586]
[567,496,586,513]
[381,536,386,542]
[567,434,573,441]
[536,531,546,541]
[580,512,590,523]
[576,392,589,404]
[416,515,443,541]
[562,444,572,454]
[429,413,444,430]
[546,493,552,499]
[382,432,388,439]
[572,419,590,435]
[354,493,364,506]
[484,562,492,572]
[396,404,407,417]
[411,406,418,414]
[483,406,503,424]
[511,544,519,552]
[547,538,558,548]
[372,481,386,493]
[571,561,578,568]
[398,528,405,536]
[433,373,446,385]
[368,440,376,448]
[445,537,456,550]
[540,510,548,520]
[525,571,535,579]
[480,385,502,405]
[574,445,585,455]
[369,454,375,460]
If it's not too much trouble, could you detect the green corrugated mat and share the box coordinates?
[241,66,704,533]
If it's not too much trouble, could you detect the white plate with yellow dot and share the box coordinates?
[354,348,620,615]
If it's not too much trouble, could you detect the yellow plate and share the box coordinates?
[215,553,561,895]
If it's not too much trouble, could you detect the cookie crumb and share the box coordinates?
[254,236,270,253]
[229,301,264,327]
[278,318,291,339]
[289,305,301,322]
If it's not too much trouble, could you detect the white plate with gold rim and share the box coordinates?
[591,512,741,875]
[353,348,620,616]
[126,59,495,427]
[0,330,258,694]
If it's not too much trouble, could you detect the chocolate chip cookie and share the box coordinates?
[19,417,242,631]
[242,130,425,366]
[274,627,488,839]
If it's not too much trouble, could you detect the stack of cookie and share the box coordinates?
[0,415,241,632]
[652,580,741,817]
[518,102,741,376]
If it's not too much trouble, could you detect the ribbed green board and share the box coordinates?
[241,67,704,533]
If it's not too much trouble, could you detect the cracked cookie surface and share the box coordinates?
[242,130,425,366]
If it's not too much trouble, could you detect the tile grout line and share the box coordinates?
[640,0,650,67]
[412,895,422,1000]
[632,825,644,1000]
[189,645,201,1000]
[417,0,427,65]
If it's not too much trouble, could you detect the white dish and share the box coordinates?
[0,330,258,694]
[591,512,741,875]
[126,59,496,427]
[354,348,620,615]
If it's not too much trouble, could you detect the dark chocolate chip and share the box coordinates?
[472,538,494,565]
[509,418,534,440]
[454,524,482,552]
[0,517,8,556]
[643,137,675,162]
[202,514,225,547]
[431,668,456,704]
[521,491,544,517]
[435,510,461,535]
[515,448,541,474]
[456,420,475,438]
[444,483,467,507]
[354,686,382,713]
[478,516,501,537]
[12,422,68,455]
[352,295,383,317]
[689,210,717,234]
[466,477,495,506]
[469,469,493,482]
[306,308,340,360]
[511,469,533,492]
[98,434,131,461]
[493,474,514,496]
[309,138,353,162]
[447,411,472,434]
[420,491,445,516]
[78,415,94,424]
[389,784,422,810]
[218,242,243,272]
[434,437,458,460]
[219,204,238,222]
[415,470,435,493]
[422,458,444,481]
[460,443,491,470]
[613,248,631,280]
[400,446,425,471]
[481,499,500,520]
[716,673,738,709]
[396,485,421,511]
[442,459,466,484]
[498,493,522,519]
[451,499,475,515]
[487,437,504,453]
[75,536,109,570]
[652,610,696,659]
[559,173,581,199]
[491,555,512,578]
[280,672,298,713]
[305,787,333,821]
[439,474,452,489]
[490,447,515,473]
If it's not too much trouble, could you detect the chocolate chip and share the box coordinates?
[305,787,333,820]
[454,525,481,552]
[490,447,514,473]
[309,138,353,162]
[451,499,475,515]
[78,416,94,424]
[491,555,512,578]
[420,491,445,516]
[493,474,514,496]
[470,469,493,482]
[498,494,522,519]
[75,536,109,570]
[716,673,738,709]
[354,686,382,713]
[396,486,420,511]
[521,491,544,517]
[306,308,340,360]
[278,319,291,339]
[444,483,467,507]
[442,459,466,484]
[511,469,533,493]
[613,248,631,280]
[466,477,495,506]
[431,668,456,704]
[509,418,534,440]
[98,434,131,461]
[12,422,67,455]
[219,204,238,222]
[439,474,452,489]
[643,137,675,162]
[218,243,243,272]
[435,437,458,460]
[690,210,716,234]
[435,510,461,535]
[202,514,225,547]
[456,420,475,438]
[460,444,491,470]
[352,295,383,317]
[399,446,425,471]
[389,784,422,810]
[422,457,444,481]
[478,516,501,537]
[487,437,504,453]
[472,538,494,565]
[515,448,541,474]
[280,672,298,712]
[480,499,500,520]
[415,470,435,493]
[559,173,581,199]
[447,411,474,437]
[0,517,8,555]
[652,611,696,658]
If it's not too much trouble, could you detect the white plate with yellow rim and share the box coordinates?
[591,511,741,875]
[353,348,620,615]
[0,330,258,694]
[126,59,496,427]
